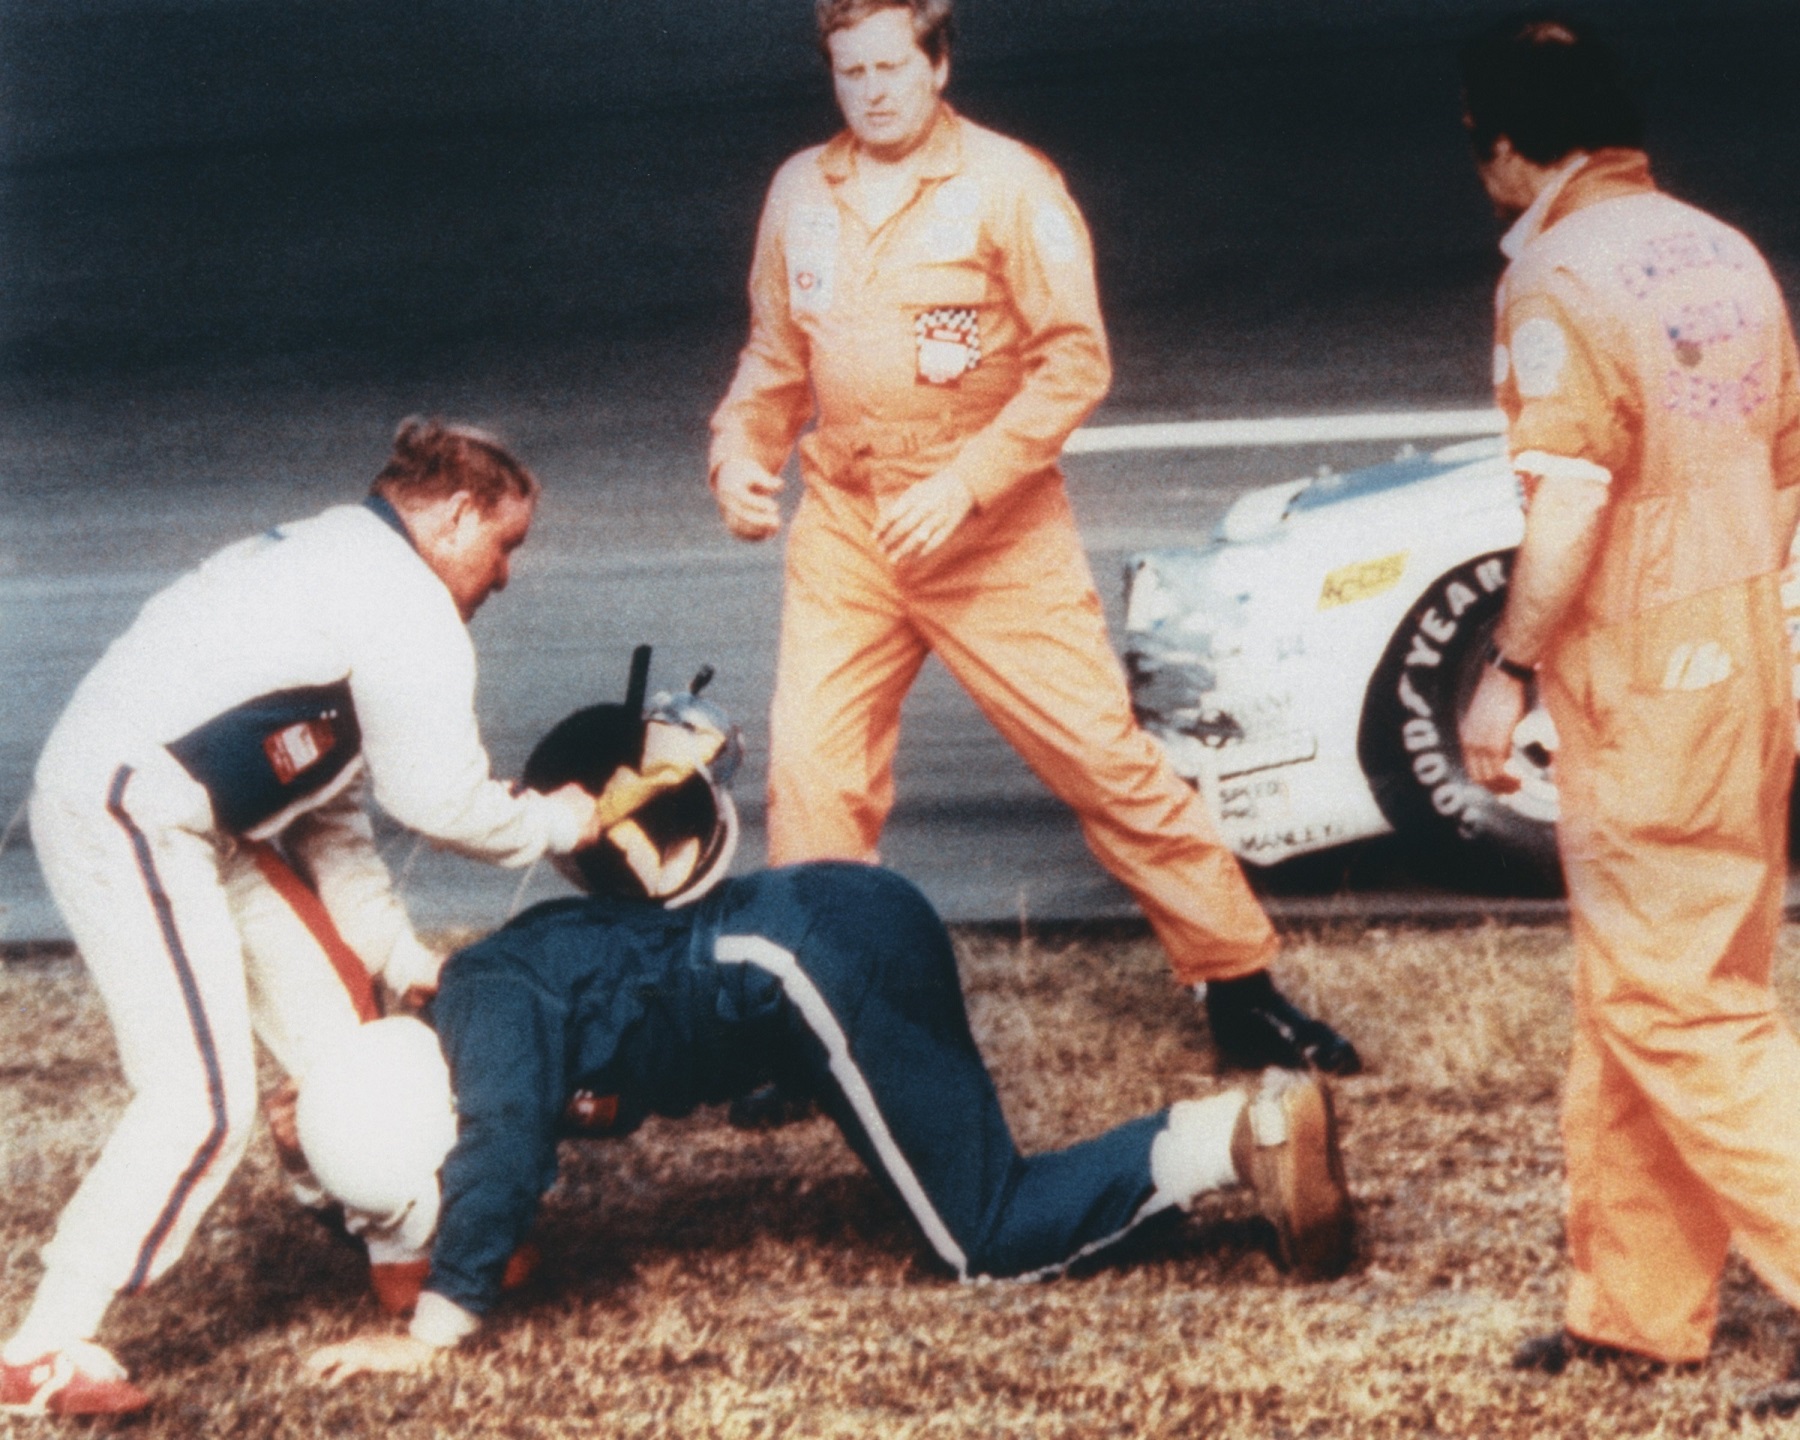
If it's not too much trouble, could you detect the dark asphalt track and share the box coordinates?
[2,12,1796,941]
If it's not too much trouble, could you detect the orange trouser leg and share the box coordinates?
[767,494,930,865]
[911,501,1276,985]
[1549,580,1800,1360]
[1560,838,1800,1361]
[1561,905,1733,1361]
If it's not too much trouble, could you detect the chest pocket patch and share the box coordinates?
[915,307,981,384]
[922,177,981,262]
[787,201,839,313]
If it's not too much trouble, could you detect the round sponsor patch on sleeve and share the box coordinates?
[1032,200,1080,265]
[1510,317,1568,399]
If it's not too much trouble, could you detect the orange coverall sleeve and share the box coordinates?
[708,168,816,484]
[942,162,1112,511]
[1773,298,1800,492]
[1501,275,1637,484]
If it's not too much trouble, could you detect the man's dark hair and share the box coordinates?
[1460,12,1642,165]
[816,0,954,65]
[371,416,539,513]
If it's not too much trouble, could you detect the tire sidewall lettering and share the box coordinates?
[1356,549,1562,891]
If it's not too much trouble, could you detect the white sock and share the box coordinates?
[1149,1091,1247,1210]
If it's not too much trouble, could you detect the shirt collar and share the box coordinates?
[819,102,964,185]
[362,492,418,551]
[1499,152,1590,260]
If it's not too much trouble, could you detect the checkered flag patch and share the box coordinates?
[914,307,982,384]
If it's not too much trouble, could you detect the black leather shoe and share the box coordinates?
[1733,1346,1800,1418]
[1737,1379,1800,1419]
[1511,1330,1673,1380]
[1511,1331,1576,1374]
[727,1081,817,1131]
[1204,972,1363,1076]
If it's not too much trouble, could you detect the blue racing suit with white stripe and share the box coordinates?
[418,864,1170,1334]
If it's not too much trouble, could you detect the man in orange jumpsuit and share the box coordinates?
[708,0,1359,1075]
[1456,15,1800,1389]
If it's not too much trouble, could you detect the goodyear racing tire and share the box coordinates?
[1356,550,1563,895]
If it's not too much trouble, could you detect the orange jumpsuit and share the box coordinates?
[709,104,1274,984]
[1494,149,1800,1361]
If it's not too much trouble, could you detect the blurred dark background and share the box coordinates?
[2,0,1794,379]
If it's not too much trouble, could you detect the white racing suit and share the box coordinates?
[17,497,584,1350]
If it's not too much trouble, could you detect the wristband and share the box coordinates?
[1485,642,1535,683]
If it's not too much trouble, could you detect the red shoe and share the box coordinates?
[371,1243,540,1315]
[370,1259,431,1316]
[0,1341,151,1416]
[501,1241,541,1293]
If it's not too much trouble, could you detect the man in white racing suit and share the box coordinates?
[0,417,607,1417]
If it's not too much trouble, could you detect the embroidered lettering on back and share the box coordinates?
[1661,356,1770,422]
[1618,229,1742,298]
[1663,296,1749,360]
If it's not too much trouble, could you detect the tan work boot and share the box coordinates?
[1229,1068,1354,1279]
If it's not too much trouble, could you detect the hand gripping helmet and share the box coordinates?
[524,647,742,907]
[295,1016,457,1254]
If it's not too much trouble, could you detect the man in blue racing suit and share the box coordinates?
[298,696,1355,1382]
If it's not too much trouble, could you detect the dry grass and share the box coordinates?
[7,924,1800,1436]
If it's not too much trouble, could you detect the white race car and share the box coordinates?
[1122,435,1800,891]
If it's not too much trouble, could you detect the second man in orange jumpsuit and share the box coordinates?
[708,0,1359,1074]
[1457,15,1800,1393]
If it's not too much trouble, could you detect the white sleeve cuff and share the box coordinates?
[1512,450,1612,486]
[380,932,445,998]
[410,1291,481,1349]
[536,789,587,857]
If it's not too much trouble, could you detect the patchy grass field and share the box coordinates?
[7,922,1800,1437]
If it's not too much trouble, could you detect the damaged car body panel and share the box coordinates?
[1123,436,1545,875]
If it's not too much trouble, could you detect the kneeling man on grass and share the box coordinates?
[301,685,1355,1382]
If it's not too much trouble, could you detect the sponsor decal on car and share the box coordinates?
[1214,730,1318,781]
[1239,821,1349,858]
[1218,774,1290,824]
[1318,552,1407,610]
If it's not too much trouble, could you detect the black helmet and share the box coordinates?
[524,649,741,906]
